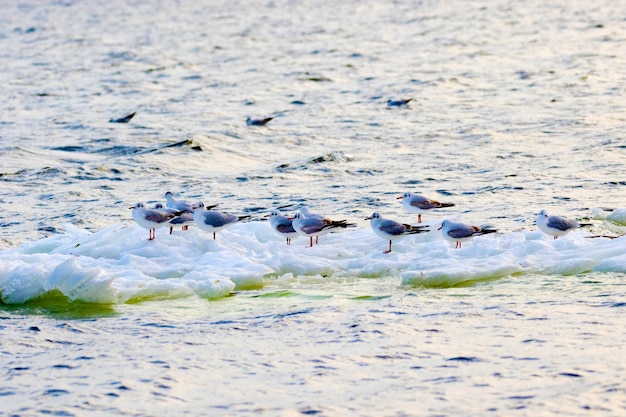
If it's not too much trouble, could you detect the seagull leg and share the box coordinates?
[286,238,291,245]
[149,229,155,240]
[169,226,173,234]
[309,236,313,247]
[418,214,422,223]
[182,225,188,231]
[383,240,392,254]
[315,236,319,244]
[213,233,216,240]
[456,241,461,249]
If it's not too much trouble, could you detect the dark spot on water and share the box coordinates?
[11,367,29,371]
[508,395,534,400]
[522,339,545,343]
[51,146,87,152]
[52,364,75,369]
[610,302,626,308]
[300,408,322,415]
[273,308,314,319]
[560,372,582,378]
[306,76,332,82]
[75,356,93,360]
[43,389,70,397]
[291,100,306,105]
[28,326,41,332]
[106,392,120,397]
[447,356,481,362]
[142,323,176,329]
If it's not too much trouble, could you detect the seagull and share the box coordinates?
[398,191,455,223]
[365,212,429,253]
[292,211,354,247]
[130,202,177,240]
[165,191,197,213]
[387,98,412,107]
[438,219,497,249]
[536,209,592,239]
[109,112,136,123]
[246,116,273,126]
[267,210,298,245]
[154,203,194,234]
[193,202,250,240]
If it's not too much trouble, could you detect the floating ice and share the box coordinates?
[0,218,625,304]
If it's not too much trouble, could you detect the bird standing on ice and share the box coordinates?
[292,210,354,248]
[165,191,197,213]
[268,210,299,245]
[366,212,429,253]
[398,191,455,223]
[438,219,497,249]
[193,202,250,240]
[130,202,177,240]
[536,209,592,239]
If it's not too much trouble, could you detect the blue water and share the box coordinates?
[1,0,626,415]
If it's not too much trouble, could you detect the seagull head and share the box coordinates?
[365,212,381,221]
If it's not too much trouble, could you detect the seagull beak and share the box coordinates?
[364,217,372,220]
[129,206,135,209]
[396,196,403,200]
[437,226,442,230]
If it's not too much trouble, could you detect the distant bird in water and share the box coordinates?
[109,112,136,123]
[246,116,273,126]
[366,212,430,254]
[398,191,455,223]
[438,219,497,249]
[536,209,592,239]
[387,98,412,107]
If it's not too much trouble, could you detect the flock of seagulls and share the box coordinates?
[111,97,413,130]
[130,191,595,253]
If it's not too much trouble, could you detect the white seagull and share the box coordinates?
[267,210,299,245]
[246,116,273,126]
[155,203,194,234]
[387,98,413,107]
[536,209,592,239]
[130,202,177,240]
[165,191,197,212]
[438,219,497,249]
[292,211,354,248]
[366,212,430,254]
[193,202,250,240]
[398,191,455,223]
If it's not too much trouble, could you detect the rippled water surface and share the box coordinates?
[1,0,626,415]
